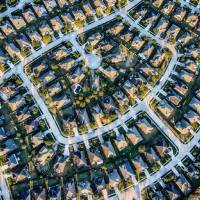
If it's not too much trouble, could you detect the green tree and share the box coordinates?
[138,145,146,153]
[42,35,52,44]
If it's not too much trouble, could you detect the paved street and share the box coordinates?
[0,0,33,18]
[0,0,144,148]
[0,173,11,200]
[0,0,199,198]
[176,0,200,13]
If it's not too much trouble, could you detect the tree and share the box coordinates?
[32,40,40,49]
[0,63,5,72]
[51,64,59,71]
[96,8,103,18]
[63,23,73,33]
[32,107,39,115]
[138,145,145,153]
[25,65,32,75]
[104,7,112,16]
[78,34,85,44]
[0,155,7,166]
[74,20,84,29]
[14,78,22,85]
[16,132,21,138]
[42,35,52,44]
[7,0,17,6]
[85,43,93,53]
[39,119,46,128]
[25,95,33,104]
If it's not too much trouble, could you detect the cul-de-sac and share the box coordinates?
[0,0,199,199]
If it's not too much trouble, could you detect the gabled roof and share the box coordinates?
[184,110,199,124]
[176,174,191,195]
[43,0,57,12]
[15,34,32,50]
[39,70,56,85]
[82,3,95,16]
[175,120,192,135]
[50,94,71,110]
[108,22,124,35]
[7,153,19,168]
[126,127,143,145]
[178,32,193,45]
[87,148,103,166]
[152,0,164,8]
[73,150,88,168]
[60,12,74,24]
[101,141,116,158]
[52,46,71,61]
[155,139,172,156]
[179,70,194,84]
[113,134,128,151]
[131,155,148,173]
[24,118,40,134]
[190,97,200,115]
[174,7,187,21]
[39,23,53,36]
[16,106,32,122]
[54,155,67,174]
[48,82,62,97]
[136,118,155,135]
[13,165,30,182]
[57,0,68,8]
[119,160,134,181]
[167,91,182,107]
[186,13,198,27]
[33,188,46,200]
[50,16,64,31]
[113,90,129,106]
[0,83,16,100]
[0,20,16,36]
[23,8,36,23]
[4,42,20,58]
[77,180,93,195]
[161,1,174,14]
[157,99,175,119]
[144,147,159,164]
[8,94,25,111]
[123,80,137,98]
[108,169,121,188]
[28,30,42,43]
[63,179,76,199]
[31,132,44,148]
[101,66,119,81]
[9,15,26,30]
[166,184,180,200]
[33,4,48,18]
[174,82,188,97]
[48,185,61,199]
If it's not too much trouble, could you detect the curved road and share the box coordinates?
[0,0,199,199]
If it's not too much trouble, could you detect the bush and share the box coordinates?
[7,0,17,6]
[42,35,52,44]
[62,23,73,33]
[0,3,6,11]
[32,40,41,49]
[74,20,84,29]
